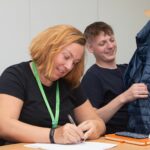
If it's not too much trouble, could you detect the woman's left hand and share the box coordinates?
[78,120,102,140]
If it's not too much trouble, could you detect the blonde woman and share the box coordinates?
[0,24,105,145]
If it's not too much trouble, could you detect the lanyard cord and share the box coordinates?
[31,62,60,128]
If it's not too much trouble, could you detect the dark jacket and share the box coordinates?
[124,20,150,134]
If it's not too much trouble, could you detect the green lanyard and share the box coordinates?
[31,62,60,128]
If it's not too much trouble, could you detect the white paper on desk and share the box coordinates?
[25,141,117,150]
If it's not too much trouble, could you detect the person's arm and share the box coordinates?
[74,100,106,140]
[0,94,50,143]
[96,83,149,123]
[0,94,87,144]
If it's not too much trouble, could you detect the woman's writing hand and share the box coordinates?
[54,123,84,144]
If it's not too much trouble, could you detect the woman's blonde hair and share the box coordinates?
[29,24,86,88]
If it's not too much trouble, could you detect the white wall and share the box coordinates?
[0,0,30,74]
[0,0,98,74]
[0,0,149,74]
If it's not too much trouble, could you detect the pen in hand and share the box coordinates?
[67,114,76,125]
[67,114,85,142]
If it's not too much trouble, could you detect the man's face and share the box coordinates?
[89,32,117,64]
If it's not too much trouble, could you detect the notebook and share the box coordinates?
[105,133,150,145]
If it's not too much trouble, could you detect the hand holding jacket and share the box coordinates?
[120,83,149,104]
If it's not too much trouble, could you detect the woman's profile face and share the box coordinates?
[49,43,84,81]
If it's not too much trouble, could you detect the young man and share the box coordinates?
[81,22,149,133]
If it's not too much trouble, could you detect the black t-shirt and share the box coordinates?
[0,61,87,128]
[81,64,128,133]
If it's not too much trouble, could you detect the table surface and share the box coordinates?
[0,137,150,150]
